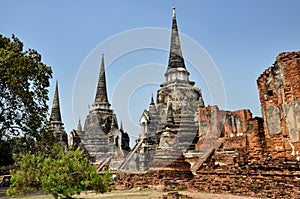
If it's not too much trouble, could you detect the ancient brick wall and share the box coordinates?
[257,51,300,161]
[197,106,252,142]
[115,161,300,198]
[196,106,259,163]
[114,170,193,191]
[224,109,253,137]
[115,162,300,198]
[246,117,265,163]
[186,52,300,198]
[197,106,225,139]
[188,161,300,199]
[190,106,266,174]
[187,52,300,198]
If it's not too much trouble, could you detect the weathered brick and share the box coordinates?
[257,51,300,161]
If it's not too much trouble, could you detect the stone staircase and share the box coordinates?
[118,138,144,170]
[191,137,224,174]
[96,156,111,172]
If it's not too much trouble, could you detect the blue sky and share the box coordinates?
[1,0,300,145]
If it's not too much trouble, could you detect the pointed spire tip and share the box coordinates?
[172,6,176,18]
[120,121,124,132]
[94,53,110,108]
[150,93,155,105]
[166,3,187,72]
[77,118,82,131]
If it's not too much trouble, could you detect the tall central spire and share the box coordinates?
[165,7,190,83]
[167,6,186,70]
[93,54,111,109]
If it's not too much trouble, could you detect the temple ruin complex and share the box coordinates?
[49,6,300,199]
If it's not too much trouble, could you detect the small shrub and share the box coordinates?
[7,145,112,199]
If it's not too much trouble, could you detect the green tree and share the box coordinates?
[0,34,52,164]
[0,139,14,172]
[7,145,113,199]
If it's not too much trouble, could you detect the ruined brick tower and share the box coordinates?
[119,7,204,171]
[49,81,68,149]
[77,54,130,164]
[257,51,300,160]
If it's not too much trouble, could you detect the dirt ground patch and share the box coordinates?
[0,187,263,199]
[75,190,263,199]
[0,187,51,199]
[182,191,262,199]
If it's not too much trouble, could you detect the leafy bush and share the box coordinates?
[7,145,112,198]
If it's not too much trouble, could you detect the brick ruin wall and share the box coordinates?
[257,52,300,161]
[196,106,253,145]
[196,106,264,164]
[187,52,300,198]
[114,170,194,191]
[188,110,300,198]
[188,162,300,199]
